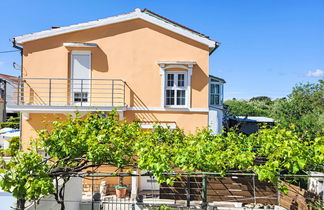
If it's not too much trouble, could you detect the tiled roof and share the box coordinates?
[0,74,18,83]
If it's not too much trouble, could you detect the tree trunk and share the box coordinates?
[118,168,124,186]
[60,201,65,210]
[53,177,68,210]
[58,177,69,210]
[17,198,26,210]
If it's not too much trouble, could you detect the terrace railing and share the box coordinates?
[9,78,126,108]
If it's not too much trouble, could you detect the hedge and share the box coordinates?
[7,117,20,123]
[0,122,19,129]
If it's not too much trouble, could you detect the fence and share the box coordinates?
[24,173,323,210]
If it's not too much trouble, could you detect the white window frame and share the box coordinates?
[165,71,188,107]
[159,63,194,108]
[209,80,223,107]
[70,50,92,106]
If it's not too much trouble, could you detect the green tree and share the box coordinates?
[272,80,324,138]
[38,111,141,210]
[0,151,54,210]
[224,99,271,117]
[136,124,323,185]
[1,111,141,210]
[250,96,273,105]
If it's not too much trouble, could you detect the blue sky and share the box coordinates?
[0,0,323,100]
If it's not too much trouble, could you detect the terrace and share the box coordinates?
[6,78,126,113]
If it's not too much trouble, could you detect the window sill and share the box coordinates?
[209,104,224,109]
[164,105,189,109]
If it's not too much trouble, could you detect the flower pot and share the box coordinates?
[115,186,127,197]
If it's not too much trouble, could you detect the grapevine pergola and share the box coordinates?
[0,110,323,210]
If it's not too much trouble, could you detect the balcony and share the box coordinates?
[7,78,126,113]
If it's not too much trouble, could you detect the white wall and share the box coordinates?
[4,81,17,109]
[208,109,223,134]
[27,177,83,210]
[308,171,324,201]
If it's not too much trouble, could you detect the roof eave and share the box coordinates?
[13,9,217,50]
[209,75,226,83]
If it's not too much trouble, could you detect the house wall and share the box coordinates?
[21,113,67,149]
[21,19,210,108]
[20,18,211,145]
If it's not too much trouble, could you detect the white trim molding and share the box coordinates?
[7,106,208,115]
[140,123,177,130]
[64,43,97,48]
[22,112,29,120]
[7,105,126,113]
[127,106,208,112]
[158,62,194,108]
[70,50,91,55]
[118,111,124,120]
[157,61,197,66]
[14,9,217,52]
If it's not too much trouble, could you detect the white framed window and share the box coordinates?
[165,71,187,107]
[158,62,195,108]
[209,81,223,106]
[73,92,88,102]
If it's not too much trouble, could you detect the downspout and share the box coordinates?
[209,42,220,55]
[12,38,23,76]
[11,38,23,150]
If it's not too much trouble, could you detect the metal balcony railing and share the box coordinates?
[9,78,126,107]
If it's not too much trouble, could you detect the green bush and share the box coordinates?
[0,122,19,129]
[1,137,20,157]
[7,117,20,123]
[7,137,20,156]
[153,205,171,210]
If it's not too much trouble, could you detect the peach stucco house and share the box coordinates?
[10,8,225,150]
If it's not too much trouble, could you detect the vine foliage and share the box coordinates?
[0,110,323,209]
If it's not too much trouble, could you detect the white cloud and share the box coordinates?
[307,69,324,77]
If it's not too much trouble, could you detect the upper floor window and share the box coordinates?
[210,83,221,106]
[209,77,225,106]
[158,62,195,108]
[165,72,187,106]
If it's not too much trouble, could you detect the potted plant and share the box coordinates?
[115,169,127,197]
[115,184,127,197]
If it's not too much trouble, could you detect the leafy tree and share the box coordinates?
[1,111,141,210]
[0,151,54,210]
[272,80,324,138]
[252,125,323,183]
[135,126,186,184]
[37,111,141,210]
[136,125,323,185]
[224,99,271,117]
[250,96,273,105]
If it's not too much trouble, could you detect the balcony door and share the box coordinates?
[70,51,91,106]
